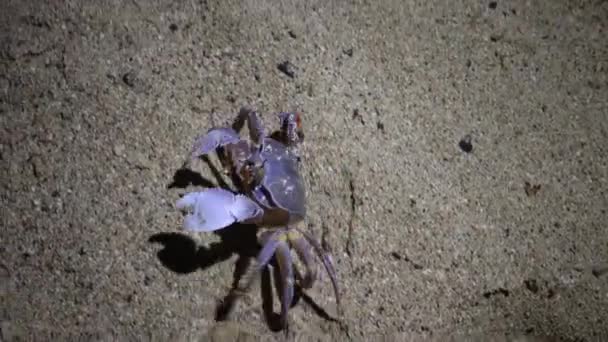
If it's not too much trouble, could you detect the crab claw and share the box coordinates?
[176,188,263,232]
[191,127,240,159]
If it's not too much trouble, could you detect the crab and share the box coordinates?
[176,107,340,331]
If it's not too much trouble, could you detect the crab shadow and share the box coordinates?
[150,157,336,332]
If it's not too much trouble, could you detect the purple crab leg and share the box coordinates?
[287,230,317,289]
[232,107,266,145]
[190,127,240,159]
[256,230,284,271]
[274,239,294,331]
[176,188,263,232]
[294,227,341,316]
[235,229,285,293]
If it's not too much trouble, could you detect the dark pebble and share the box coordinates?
[277,61,295,78]
[352,108,365,124]
[591,265,608,278]
[122,72,136,87]
[524,279,539,293]
[458,134,473,153]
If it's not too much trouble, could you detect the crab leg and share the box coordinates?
[232,107,266,145]
[287,229,317,289]
[294,227,341,316]
[176,188,263,232]
[217,230,284,321]
[234,229,285,294]
[273,238,294,331]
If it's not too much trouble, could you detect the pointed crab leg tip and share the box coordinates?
[274,241,294,335]
[292,227,342,316]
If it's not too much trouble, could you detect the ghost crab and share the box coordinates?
[176,107,341,330]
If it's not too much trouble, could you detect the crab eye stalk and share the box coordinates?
[294,112,305,141]
[278,112,303,146]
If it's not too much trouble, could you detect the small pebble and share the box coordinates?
[307,83,314,97]
[591,265,608,278]
[458,134,473,153]
[133,152,151,170]
[113,144,125,156]
[277,61,295,78]
[122,72,136,87]
[524,279,539,293]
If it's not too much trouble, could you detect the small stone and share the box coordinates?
[352,109,365,125]
[591,265,608,278]
[458,134,473,153]
[277,61,296,78]
[29,155,47,179]
[524,181,541,197]
[307,83,314,97]
[524,279,539,293]
[122,72,136,87]
[133,152,151,170]
[113,144,125,156]
[169,23,178,32]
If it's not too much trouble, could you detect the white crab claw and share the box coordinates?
[176,188,262,232]
[191,127,240,159]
